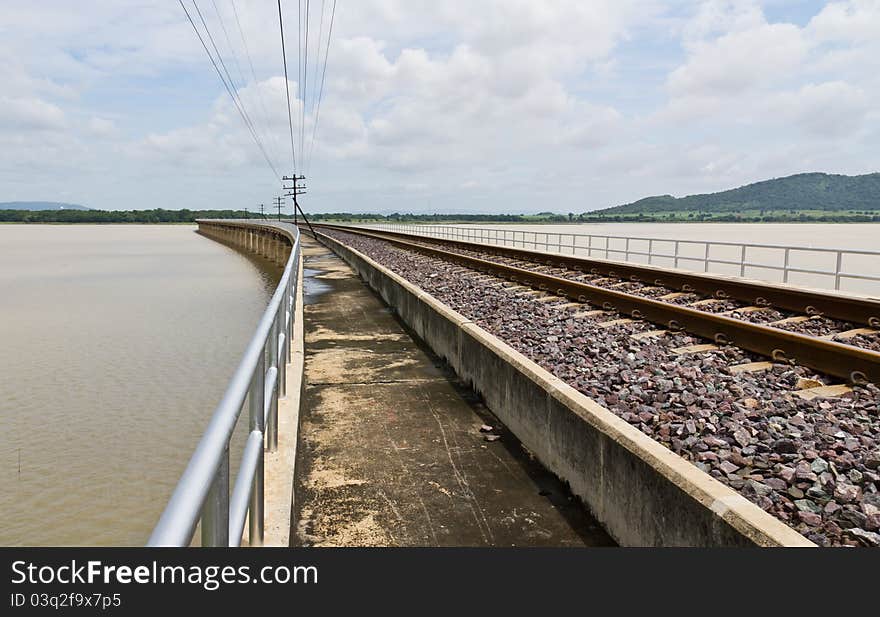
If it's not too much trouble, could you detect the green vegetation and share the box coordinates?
[592,172,880,220]
[3,172,878,224]
[0,209,579,224]
[0,208,256,224]
[575,210,880,223]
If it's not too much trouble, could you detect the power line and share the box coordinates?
[211,0,247,97]
[192,0,265,156]
[306,0,337,174]
[212,0,280,170]
[230,0,284,170]
[178,0,280,179]
[277,0,298,172]
[310,0,326,126]
[302,0,310,166]
[298,0,303,166]
[190,0,278,175]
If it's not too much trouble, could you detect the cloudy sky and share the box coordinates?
[1,0,878,213]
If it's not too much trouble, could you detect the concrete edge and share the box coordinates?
[316,229,815,548]
[264,253,305,546]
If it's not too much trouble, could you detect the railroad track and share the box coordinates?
[314,224,880,386]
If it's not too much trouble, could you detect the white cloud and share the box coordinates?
[669,21,808,97]
[771,81,870,138]
[0,96,67,131]
[0,0,878,212]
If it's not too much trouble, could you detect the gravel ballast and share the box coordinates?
[324,229,880,547]
[387,235,880,353]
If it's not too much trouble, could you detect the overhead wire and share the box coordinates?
[301,0,310,168]
[212,0,281,170]
[310,0,326,126]
[178,0,280,179]
[297,0,302,167]
[277,0,298,172]
[191,0,279,176]
[230,0,284,171]
[306,0,336,174]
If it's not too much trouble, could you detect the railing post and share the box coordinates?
[740,245,747,277]
[625,237,630,261]
[248,349,266,547]
[200,445,229,547]
[783,248,791,283]
[835,251,843,290]
[704,242,710,272]
[268,310,280,453]
[674,240,680,268]
[278,301,288,397]
[648,239,653,264]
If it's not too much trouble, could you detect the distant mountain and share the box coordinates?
[594,172,880,215]
[0,201,90,211]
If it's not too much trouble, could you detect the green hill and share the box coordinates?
[595,172,880,216]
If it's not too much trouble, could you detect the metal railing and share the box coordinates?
[362,223,880,295]
[147,222,300,547]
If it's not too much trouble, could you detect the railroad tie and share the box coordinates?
[717,305,766,316]
[672,343,720,355]
[822,327,879,340]
[688,298,726,307]
[658,291,690,300]
[630,329,667,341]
[597,318,634,328]
[574,309,612,318]
[536,294,566,303]
[728,361,775,374]
[794,384,853,401]
[552,302,585,311]
[768,315,812,326]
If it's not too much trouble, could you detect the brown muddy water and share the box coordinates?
[0,225,281,546]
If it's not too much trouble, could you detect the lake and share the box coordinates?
[0,225,280,546]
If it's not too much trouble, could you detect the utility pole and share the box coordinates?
[273,196,285,221]
[283,174,318,239]
[282,174,306,226]
[259,203,266,220]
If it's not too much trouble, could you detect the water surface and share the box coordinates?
[0,225,280,546]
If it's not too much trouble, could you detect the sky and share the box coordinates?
[1,0,878,214]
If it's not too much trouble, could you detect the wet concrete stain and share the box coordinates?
[293,238,615,546]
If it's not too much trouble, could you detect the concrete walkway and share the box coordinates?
[292,237,613,547]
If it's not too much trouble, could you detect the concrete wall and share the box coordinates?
[197,220,292,266]
[318,230,814,547]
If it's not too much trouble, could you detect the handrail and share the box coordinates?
[147,221,300,547]
[357,222,880,294]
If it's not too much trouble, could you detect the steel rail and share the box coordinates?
[316,225,880,385]
[147,221,300,547]
[318,224,880,328]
